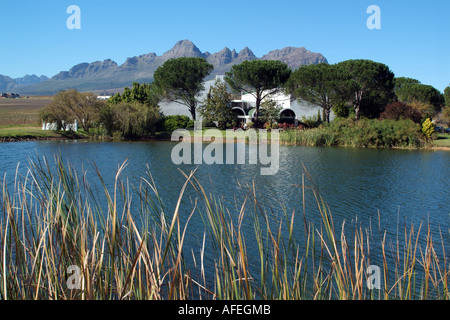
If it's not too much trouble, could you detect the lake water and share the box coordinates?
[1,140,449,295]
[1,140,448,223]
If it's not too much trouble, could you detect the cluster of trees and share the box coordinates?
[39,89,103,131]
[210,58,447,129]
[39,83,164,137]
[40,56,449,138]
[288,62,449,128]
[198,58,447,129]
[286,60,396,122]
[390,77,446,123]
[103,82,162,136]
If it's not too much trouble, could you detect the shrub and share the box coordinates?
[332,102,351,118]
[202,119,216,128]
[278,122,295,130]
[300,115,321,128]
[102,101,162,137]
[163,115,193,131]
[379,102,422,123]
[422,118,435,140]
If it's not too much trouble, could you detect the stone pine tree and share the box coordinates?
[153,57,214,120]
[395,82,444,117]
[225,60,291,127]
[442,86,450,126]
[336,59,395,120]
[286,63,355,123]
[444,86,450,107]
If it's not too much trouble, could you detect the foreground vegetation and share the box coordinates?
[0,157,448,300]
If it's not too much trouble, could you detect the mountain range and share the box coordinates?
[0,74,49,92]
[2,40,327,95]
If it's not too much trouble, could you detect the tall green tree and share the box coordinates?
[260,99,282,126]
[286,63,355,123]
[109,82,161,107]
[336,59,395,120]
[395,82,444,113]
[394,77,420,92]
[225,60,291,126]
[153,57,214,120]
[198,79,234,130]
[444,85,450,107]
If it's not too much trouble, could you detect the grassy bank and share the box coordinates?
[0,157,448,300]
[433,134,450,148]
[0,125,90,142]
[0,98,91,142]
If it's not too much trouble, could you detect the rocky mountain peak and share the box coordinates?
[261,46,328,68]
[161,40,205,60]
[53,59,118,80]
[206,47,238,66]
[14,74,49,85]
[238,47,257,60]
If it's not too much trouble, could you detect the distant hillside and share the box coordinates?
[12,40,328,95]
[0,74,48,92]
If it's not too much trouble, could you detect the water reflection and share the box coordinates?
[1,141,449,227]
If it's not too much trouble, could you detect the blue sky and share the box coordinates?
[0,0,448,91]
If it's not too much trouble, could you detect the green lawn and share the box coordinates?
[433,133,450,148]
[0,126,89,140]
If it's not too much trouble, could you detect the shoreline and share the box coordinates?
[1,134,449,151]
[0,136,81,143]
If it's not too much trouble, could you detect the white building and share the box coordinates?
[231,90,328,125]
[97,96,112,100]
[42,120,78,132]
[158,75,330,125]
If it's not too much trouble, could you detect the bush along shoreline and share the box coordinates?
[279,118,429,149]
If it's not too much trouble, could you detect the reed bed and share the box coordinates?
[279,118,426,148]
[0,156,448,300]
